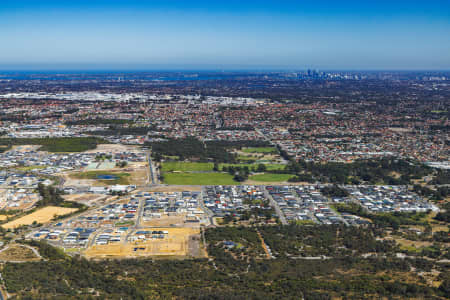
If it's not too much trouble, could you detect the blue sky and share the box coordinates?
[0,0,449,70]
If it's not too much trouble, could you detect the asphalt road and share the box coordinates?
[263,188,288,225]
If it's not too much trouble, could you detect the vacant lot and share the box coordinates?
[85,143,138,154]
[0,244,40,262]
[2,206,78,229]
[249,173,293,182]
[63,194,109,206]
[142,214,187,227]
[162,162,214,172]
[85,227,200,258]
[163,172,236,185]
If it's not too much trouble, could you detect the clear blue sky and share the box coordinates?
[1,0,449,70]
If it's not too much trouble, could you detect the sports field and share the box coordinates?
[241,147,277,153]
[2,206,78,229]
[163,172,236,185]
[161,162,214,172]
[219,163,285,171]
[249,173,293,182]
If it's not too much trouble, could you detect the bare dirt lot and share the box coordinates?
[85,144,140,154]
[141,214,199,227]
[2,206,78,229]
[7,145,41,153]
[63,194,109,206]
[84,227,202,259]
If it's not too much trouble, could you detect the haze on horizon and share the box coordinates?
[1,0,449,71]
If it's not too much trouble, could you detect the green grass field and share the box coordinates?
[161,162,214,172]
[249,173,293,182]
[72,171,130,185]
[241,147,277,153]
[236,155,257,162]
[163,172,237,185]
[220,163,285,171]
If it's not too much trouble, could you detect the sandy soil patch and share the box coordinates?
[130,168,148,186]
[2,206,78,229]
[63,193,110,206]
[84,227,200,259]
[85,144,141,154]
[142,214,187,227]
[7,145,41,153]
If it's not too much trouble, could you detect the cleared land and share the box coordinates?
[84,227,200,258]
[63,194,109,206]
[2,206,78,229]
[0,244,40,262]
[249,173,293,182]
[85,143,139,154]
[141,214,202,227]
[163,172,236,185]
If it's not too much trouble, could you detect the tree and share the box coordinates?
[257,164,266,172]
